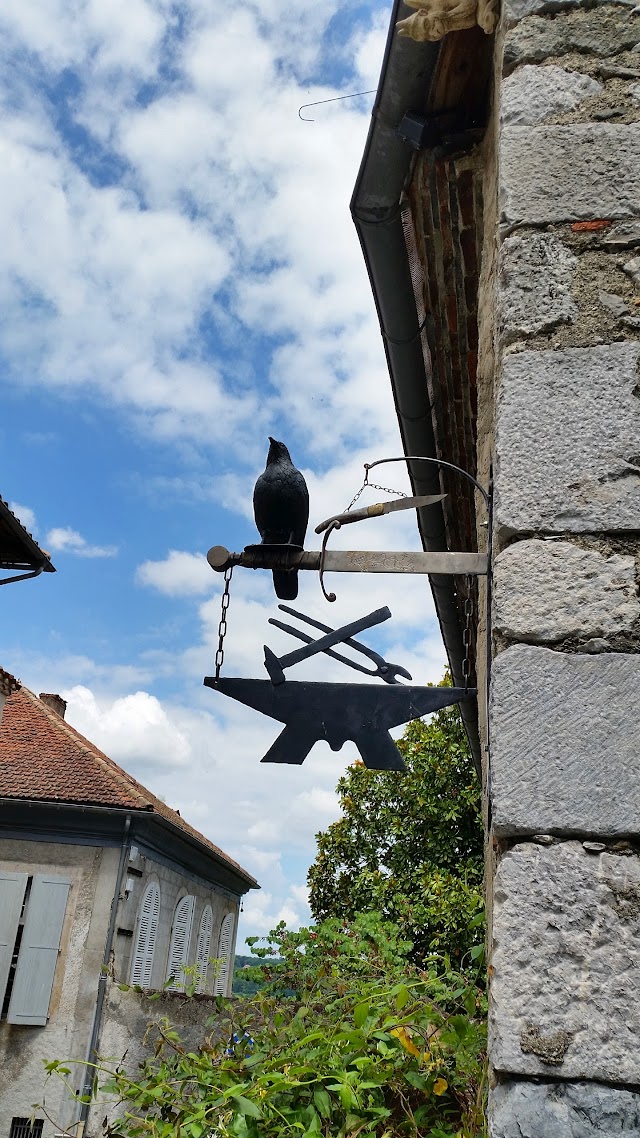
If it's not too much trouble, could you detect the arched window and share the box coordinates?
[165,895,195,991]
[194,904,213,993]
[130,882,160,988]
[214,911,235,996]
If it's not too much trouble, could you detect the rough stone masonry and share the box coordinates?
[486,0,640,1132]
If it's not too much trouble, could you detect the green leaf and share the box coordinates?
[354,1001,370,1028]
[464,988,477,1016]
[404,1070,428,1091]
[302,1109,322,1135]
[394,985,410,1010]
[313,1089,331,1118]
[231,1095,262,1119]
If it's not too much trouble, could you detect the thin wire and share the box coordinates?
[298,89,376,121]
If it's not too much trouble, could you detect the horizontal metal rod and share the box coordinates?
[207,545,487,576]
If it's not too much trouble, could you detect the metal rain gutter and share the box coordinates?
[350,4,482,774]
[78,814,132,1134]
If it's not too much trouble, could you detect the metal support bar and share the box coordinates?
[208,545,488,576]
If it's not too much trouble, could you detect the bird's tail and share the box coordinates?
[273,569,298,600]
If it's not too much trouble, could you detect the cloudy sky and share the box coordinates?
[1,0,446,945]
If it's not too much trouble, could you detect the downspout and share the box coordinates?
[78,813,131,1136]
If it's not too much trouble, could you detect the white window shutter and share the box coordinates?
[194,905,213,993]
[130,882,160,988]
[214,912,235,996]
[165,895,195,991]
[7,874,71,1025]
[0,872,28,1006]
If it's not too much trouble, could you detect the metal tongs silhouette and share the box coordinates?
[265,604,413,686]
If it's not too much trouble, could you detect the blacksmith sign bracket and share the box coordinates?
[204,455,492,774]
[208,455,492,591]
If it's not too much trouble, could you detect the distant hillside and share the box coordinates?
[232,953,283,996]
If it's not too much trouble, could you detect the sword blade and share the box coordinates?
[314,494,445,533]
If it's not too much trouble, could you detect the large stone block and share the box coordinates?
[495,343,640,535]
[493,540,639,642]
[499,232,577,343]
[490,645,640,836]
[490,841,640,1083]
[504,9,640,69]
[489,1079,640,1137]
[501,65,602,127]
[504,0,638,24]
[500,125,640,226]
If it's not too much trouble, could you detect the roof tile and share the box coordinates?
[0,683,257,887]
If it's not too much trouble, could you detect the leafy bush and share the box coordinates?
[45,917,486,1138]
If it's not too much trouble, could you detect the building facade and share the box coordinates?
[0,675,258,1138]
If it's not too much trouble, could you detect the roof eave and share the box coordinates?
[0,797,259,893]
[0,499,56,574]
[351,8,492,776]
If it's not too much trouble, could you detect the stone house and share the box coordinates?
[354,0,640,1132]
[0,671,258,1138]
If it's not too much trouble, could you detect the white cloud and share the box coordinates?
[63,685,191,770]
[0,0,399,459]
[290,883,310,907]
[45,526,118,558]
[136,550,213,596]
[8,502,37,534]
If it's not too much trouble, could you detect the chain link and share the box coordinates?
[344,481,367,513]
[462,574,473,693]
[214,566,233,682]
[368,481,408,499]
[343,468,407,514]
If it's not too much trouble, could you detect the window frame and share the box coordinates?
[214,911,235,996]
[194,903,213,993]
[129,880,161,989]
[165,894,195,992]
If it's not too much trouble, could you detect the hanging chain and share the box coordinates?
[343,465,407,514]
[214,566,233,682]
[368,480,408,499]
[344,481,368,513]
[462,574,474,694]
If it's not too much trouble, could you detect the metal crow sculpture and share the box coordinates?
[253,438,309,600]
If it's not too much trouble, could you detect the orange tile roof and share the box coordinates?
[0,683,257,888]
[0,668,21,699]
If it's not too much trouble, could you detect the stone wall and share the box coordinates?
[486,1,640,1131]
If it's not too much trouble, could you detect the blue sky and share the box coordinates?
[0,0,446,944]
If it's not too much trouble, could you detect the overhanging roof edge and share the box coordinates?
[350,9,482,774]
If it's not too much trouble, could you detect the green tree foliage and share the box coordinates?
[48,916,487,1138]
[307,704,484,966]
[233,955,272,996]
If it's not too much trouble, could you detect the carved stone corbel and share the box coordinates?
[396,0,498,42]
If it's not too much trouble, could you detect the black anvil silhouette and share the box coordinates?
[204,677,474,771]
